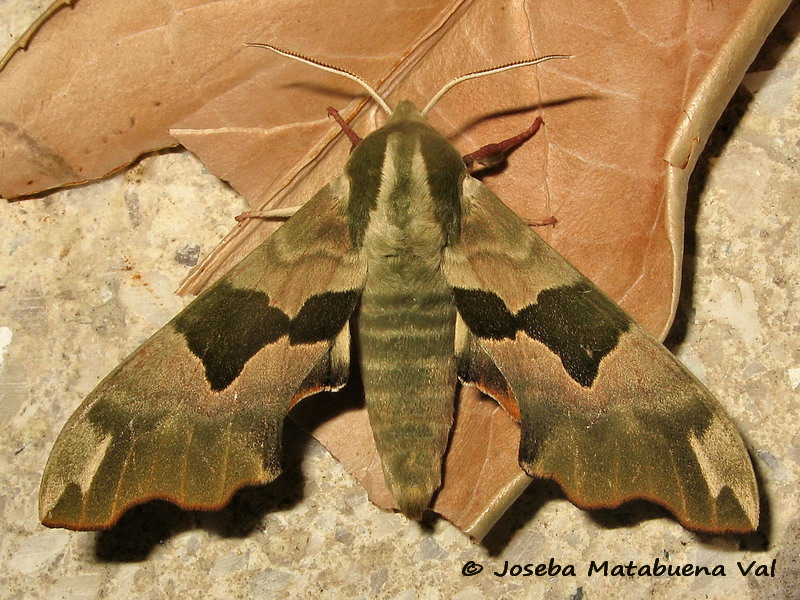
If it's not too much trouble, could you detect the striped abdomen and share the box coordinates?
[358,265,456,517]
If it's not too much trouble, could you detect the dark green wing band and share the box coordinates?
[453,281,630,388]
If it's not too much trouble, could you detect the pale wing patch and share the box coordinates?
[454,313,470,357]
[447,177,582,313]
[39,420,112,516]
[228,176,362,318]
[79,430,114,493]
[689,418,759,527]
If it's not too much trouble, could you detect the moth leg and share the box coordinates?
[462,116,543,172]
[327,106,363,148]
[464,117,555,227]
[235,206,301,222]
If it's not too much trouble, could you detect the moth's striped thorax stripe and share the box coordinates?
[345,101,465,250]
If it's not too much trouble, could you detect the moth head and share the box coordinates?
[244,43,571,117]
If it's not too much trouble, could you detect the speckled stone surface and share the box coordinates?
[1,3,798,599]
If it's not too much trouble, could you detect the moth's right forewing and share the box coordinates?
[40,177,366,530]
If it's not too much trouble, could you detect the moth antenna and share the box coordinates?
[421,55,573,116]
[245,43,392,115]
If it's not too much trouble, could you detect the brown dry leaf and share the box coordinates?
[0,0,790,538]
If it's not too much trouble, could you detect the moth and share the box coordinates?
[40,45,759,534]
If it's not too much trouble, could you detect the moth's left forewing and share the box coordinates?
[444,176,759,533]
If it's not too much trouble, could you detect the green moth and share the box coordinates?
[39,45,759,534]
